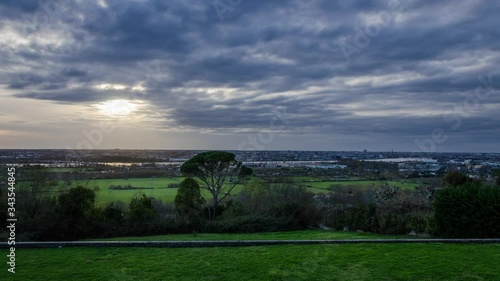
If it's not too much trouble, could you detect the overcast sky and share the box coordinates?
[0,0,499,152]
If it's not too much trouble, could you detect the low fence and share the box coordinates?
[2,239,500,249]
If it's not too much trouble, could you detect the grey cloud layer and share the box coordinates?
[1,0,499,151]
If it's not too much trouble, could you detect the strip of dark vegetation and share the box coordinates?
[108,185,154,190]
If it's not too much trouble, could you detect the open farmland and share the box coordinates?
[53,177,247,204]
[94,184,247,204]
[44,176,423,204]
[87,177,186,189]
[300,180,420,191]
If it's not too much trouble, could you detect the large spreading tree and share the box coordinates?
[180,151,252,220]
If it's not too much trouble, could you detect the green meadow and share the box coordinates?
[94,184,246,204]
[85,177,185,204]
[54,177,245,204]
[43,176,421,205]
[300,180,419,191]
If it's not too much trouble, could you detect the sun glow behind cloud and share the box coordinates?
[96,99,140,117]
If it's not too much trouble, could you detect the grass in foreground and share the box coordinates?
[3,244,499,280]
[94,230,417,241]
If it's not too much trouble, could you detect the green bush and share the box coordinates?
[434,182,500,238]
[174,178,205,229]
[320,186,433,235]
[0,186,6,230]
[168,183,180,188]
[204,215,294,233]
[494,170,500,186]
[128,194,158,223]
[441,171,475,187]
[55,186,99,240]
[269,202,319,230]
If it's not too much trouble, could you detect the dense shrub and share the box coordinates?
[375,188,433,234]
[55,186,99,240]
[269,202,319,230]
[495,170,500,186]
[204,215,294,233]
[236,179,319,228]
[319,185,433,235]
[441,171,476,187]
[93,202,126,237]
[128,194,158,223]
[434,182,500,238]
[174,178,205,229]
[0,186,6,231]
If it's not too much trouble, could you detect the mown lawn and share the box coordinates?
[92,230,417,241]
[3,243,499,280]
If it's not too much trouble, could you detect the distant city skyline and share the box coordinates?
[1,1,499,152]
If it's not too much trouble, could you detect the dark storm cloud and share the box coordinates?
[0,0,39,13]
[7,74,45,89]
[60,68,87,78]
[1,0,500,150]
[14,88,118,103]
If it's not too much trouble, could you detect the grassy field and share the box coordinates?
[92,230,417,241]
[94,184,246,205]
[96,188,179,204]
[300,180,419,191]
[87,177,185,204]
[54,177,246,204]
[47,176,420,204]
[87,177,185,189]
[3,243,499,280]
